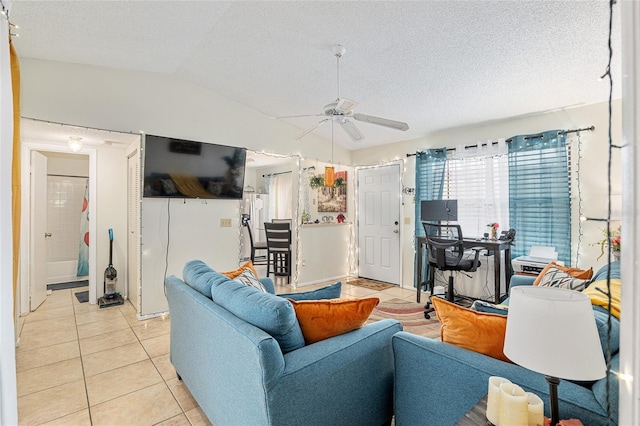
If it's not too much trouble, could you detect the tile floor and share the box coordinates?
[15,277,423,426]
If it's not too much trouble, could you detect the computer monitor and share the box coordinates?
[420,199,458,222]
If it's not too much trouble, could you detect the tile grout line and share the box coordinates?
[73,288,94,426]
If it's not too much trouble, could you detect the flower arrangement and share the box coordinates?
[592,226,621,260]
[487,222,499,239]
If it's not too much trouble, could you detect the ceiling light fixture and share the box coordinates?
[68,136,83,152]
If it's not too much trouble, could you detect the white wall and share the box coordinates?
[20,59,352,166]
[352,100,622,288]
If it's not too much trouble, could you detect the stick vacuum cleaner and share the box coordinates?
[98,228,124,308]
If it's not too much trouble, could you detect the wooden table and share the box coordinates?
[416,237,513,304]
[455,395,492,425]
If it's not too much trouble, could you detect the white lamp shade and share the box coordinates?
[504,286,606,381]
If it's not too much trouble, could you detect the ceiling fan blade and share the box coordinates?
[294,118,331,141]
[339,119,365,142]
[352,113,409,131]
[271,113,325,119]
[335,98,358,113]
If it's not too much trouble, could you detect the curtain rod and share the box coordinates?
[262,171,292,178]
[406,126,595,157]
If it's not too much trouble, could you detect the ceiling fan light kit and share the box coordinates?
[281,44,409,143]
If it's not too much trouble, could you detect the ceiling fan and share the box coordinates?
[277,45,409,142]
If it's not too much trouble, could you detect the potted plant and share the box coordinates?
[309,174,324,189]
[592,226,621,261]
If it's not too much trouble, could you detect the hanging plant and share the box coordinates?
[334,176,346,189]
[309,174,325,189]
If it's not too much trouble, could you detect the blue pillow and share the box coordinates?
[470,300,509,316]
[183,260,230,299]
[278,282,342,301]
[212,279,305,353]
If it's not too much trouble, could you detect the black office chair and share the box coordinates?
[264,221,292,283]
[241,214,268,265]
[422,222,482,319]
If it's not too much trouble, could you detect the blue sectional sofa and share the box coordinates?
[393,262,620,426]
[165,260,402,426]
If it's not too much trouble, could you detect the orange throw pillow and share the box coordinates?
[431,297,510,362]
[533,262,593,286]
[221,260,259,280]
[289,297,380,344]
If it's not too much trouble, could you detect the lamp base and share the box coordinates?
[545,375,561,426]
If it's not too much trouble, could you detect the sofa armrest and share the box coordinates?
[509,274,536,289]
[268,319,402,426]
[392,332,609,426]
[260,276,275,294]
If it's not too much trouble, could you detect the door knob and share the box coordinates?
[393,229,399,234]
[44,233,52,238]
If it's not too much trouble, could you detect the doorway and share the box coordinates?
[356,163,402,285]
[21,142,98,313]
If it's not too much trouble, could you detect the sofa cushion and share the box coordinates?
[533,262,593,287]
[211,278,305,353]
[592,353,620,425]
[534,263,593,291]
[591,260,620,282]
[289,297,379,344]
[432,297,510,362]
[183,259,230,299]
[278,282,342,301]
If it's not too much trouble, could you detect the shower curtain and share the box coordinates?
[77,179,89,276]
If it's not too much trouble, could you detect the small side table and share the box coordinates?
[455,395,492,426]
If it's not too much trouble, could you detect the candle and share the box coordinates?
[526,392,544,426]
[498,382,529,426]
[487,376,511,425]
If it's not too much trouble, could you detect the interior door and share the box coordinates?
[30,151,48,310]
[357,164,401,284]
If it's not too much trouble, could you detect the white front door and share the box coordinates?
[357,164,401,284]
[30,151,48,310]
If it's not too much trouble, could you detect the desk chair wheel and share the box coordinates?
[424,312,431,319]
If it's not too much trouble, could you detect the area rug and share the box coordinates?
[368,298,441,340]
[345,278,396,291]
[74,291,89,303]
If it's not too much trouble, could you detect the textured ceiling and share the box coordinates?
[10,1,621,150]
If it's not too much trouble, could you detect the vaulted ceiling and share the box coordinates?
[10,1,621,150]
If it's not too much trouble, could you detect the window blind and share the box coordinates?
[508,131,571,264]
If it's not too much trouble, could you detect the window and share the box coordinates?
[415,130,571,265]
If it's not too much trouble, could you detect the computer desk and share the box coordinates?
[416,237,513,305]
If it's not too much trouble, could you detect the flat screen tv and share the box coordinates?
[420,199,458,222]
[143,134,246,199]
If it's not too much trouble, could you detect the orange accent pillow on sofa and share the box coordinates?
[221,260,259,280]
[289,298,380,344]
[431,297,510,363]
[533,262,593,286]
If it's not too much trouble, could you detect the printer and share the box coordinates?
[512,246,564,275]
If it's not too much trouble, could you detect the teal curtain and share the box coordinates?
[414,149,447,288]
[508,130,570,264]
